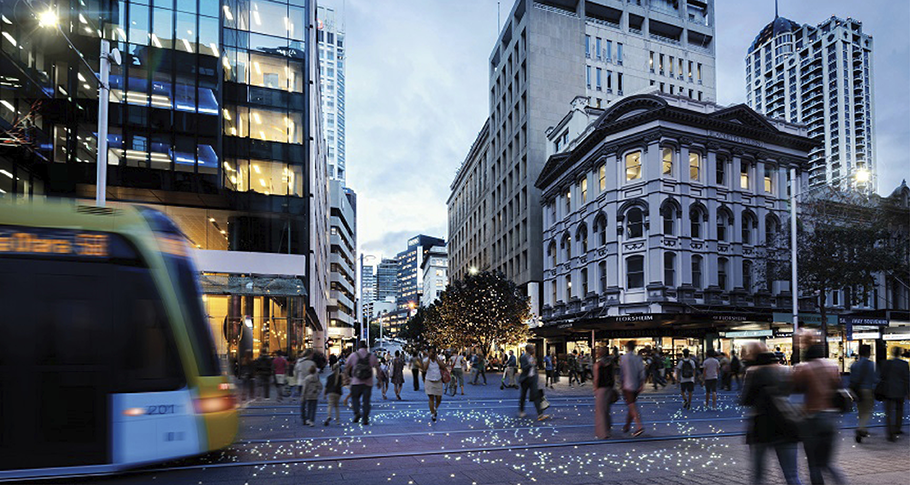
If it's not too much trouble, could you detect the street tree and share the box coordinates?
[431,270,530,357]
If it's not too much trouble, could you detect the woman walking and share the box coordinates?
[391,350,406,400]
[593,346,617,439]
[378,357,390,400]
[544,351,556,389]
[793,342,846,484]
[417,347,448,422]
[450,351,466,396]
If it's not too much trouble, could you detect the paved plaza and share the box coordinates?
[29,370,909,485]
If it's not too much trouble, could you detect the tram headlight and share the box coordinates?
[193,395,237,414]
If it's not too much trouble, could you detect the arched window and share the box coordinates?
[765,215,780,246]
[742,212,756,245]
[625,150,642,181]
[718,257,729,291]
[692,255,703,289]
[594,213,607,246]
[664,252,676,287]
[661,203,676,236]
[626,208,644,238]
[690,205,704,239]
[743,260,754,292]
[565,274,573,301]
[581,268,589,295]
[548,241,557,268]
[598,261,607,293]
[689,151,701,181]
[561,233,572,261]
[627,255,644,289]
[577,224,589,253]
[662,147,674,176]
[717,209,732,242]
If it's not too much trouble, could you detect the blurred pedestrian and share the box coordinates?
[323,361,344,426]
[272,351,288,402]
[255,351,273,399]
[879,345,910,442]
[544,350,556,389]
[581,352,593,383]
[793,342,845,484]
[720,352,732,391]
[346,340,380,425]
[849,344,876,442]
[619,340,646,437]
[410,353,421,391]
[649,350,666,390]
[594,346,617,439]
[740,341,802,485]
[702,350,720,410]
[301,366,322,426]
[502,350,518,389]
[677,349,697,410]
[391,350,406,400]
[472,352,488,385]
[518,344,550,421]
[378,357,390,400]
[450,351,466,396]
[240,352,255,404]
[417,347,448,422]
[295,349,316,400]
[731,350,743,390]
[568,350,581,387]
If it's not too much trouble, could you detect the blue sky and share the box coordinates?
[343,0,910,260]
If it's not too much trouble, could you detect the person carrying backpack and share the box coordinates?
[731,350,743,390]
[676,349,697,410]
[345,340,379,425]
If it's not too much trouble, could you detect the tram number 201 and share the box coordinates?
[147,404,177,415]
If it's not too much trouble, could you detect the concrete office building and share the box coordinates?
[327,180,356,351]
[0,0,330,357]
[421,245,449,307]
[535,93,814,356]
[359,254,378,323]
[449,0,716,320]
[745,13,875,192]
[376,258,400,303]
[396,235,445,309]
[316,0,346,183]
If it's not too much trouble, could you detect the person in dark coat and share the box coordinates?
[880,346,910,442]
[740,342,802,485]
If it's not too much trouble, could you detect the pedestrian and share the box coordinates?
[272,351,288,401]
[378,357,390,399]
[731,350,743,390]
[391,350,406,400]
[619,340,646,437]
[568,350,580,387]
[793,341,846,484]
[702,350,720,410]
[739,341,802,485]
[848,344,875,442]
[544,350,556,389]
[581,352,593,383]
[594,346,617,439]
[518,344,550,421]
[450,351,466,396]
[417,347,448,422]
[240,352,255,404]
[295,349,316,400]
[719,352,732,391]
[664,352,676,385]
[774,346,786,365]
[255,351,273,399]
[501,350,518,389]
[301,366,322,426]
[472,352,488,385]
[676,349,697,410]
[345,340,379,426]
[649,350,666,390]
[879,345,910,442]
[323,361,344,425]
[410,353,421,391]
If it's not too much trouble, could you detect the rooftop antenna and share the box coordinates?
[774,0,779,18]
[498,1,501,34]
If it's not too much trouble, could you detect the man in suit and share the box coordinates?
[880,346,910,441]
[518,344,550,421]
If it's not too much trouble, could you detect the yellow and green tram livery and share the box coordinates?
[0,201,238,479]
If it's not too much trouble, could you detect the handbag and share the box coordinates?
[833,388,854,413]
[440,360,451,384]
[609,387,620,404]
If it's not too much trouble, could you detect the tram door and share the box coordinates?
[0,260,111,471]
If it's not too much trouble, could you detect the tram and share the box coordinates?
[0,201,238,479]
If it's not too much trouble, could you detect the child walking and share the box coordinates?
[323,363,344,425]
[301,366,323,426]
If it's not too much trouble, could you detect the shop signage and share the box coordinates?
[840,316,889,327]
[773,331,794,339]
[883,332,910,341]
[850,332,880,341]
[773,312,839,325]
[722,330,773,338]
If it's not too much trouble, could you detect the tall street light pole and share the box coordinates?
[790,167,799,362]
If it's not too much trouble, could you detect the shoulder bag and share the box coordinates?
[439,359,451,384]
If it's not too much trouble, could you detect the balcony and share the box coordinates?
[649,33,681,46]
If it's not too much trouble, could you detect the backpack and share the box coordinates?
[353,351,373,380]
[681,359,695,379]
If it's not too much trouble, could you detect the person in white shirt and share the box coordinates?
[701,350,721,410]
[619,341,646,437]
[416,348,449,422]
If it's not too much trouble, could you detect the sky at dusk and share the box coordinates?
[342,0,910,261]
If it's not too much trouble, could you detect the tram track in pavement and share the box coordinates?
[129,423,890,475]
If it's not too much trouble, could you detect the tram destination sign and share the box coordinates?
[0,226,109,258]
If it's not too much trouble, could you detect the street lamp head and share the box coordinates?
[469,266,478,275]
[855,168,871,184]
[38,10,58,28]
